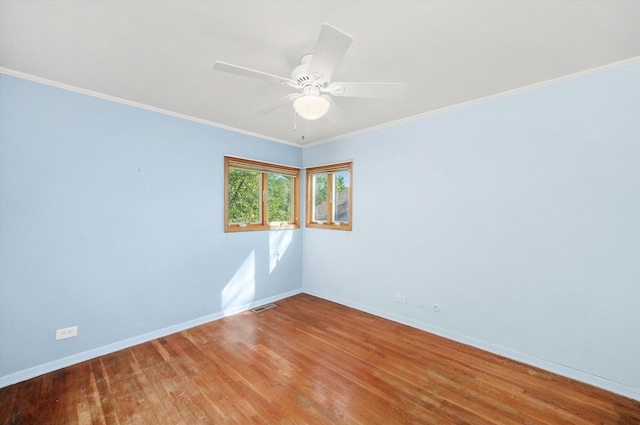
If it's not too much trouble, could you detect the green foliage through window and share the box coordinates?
[228,169,260,224]
[312,174,328,222]
[267,174,293,222]
[225,157,300,232]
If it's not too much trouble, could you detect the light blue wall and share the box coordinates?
[2,62,639,400]
[0,74,302,383]
[303,63,640,399]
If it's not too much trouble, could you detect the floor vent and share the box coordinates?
[251,303,277,313]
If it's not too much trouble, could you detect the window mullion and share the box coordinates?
[327,174,335,225]
[261,172,268,225]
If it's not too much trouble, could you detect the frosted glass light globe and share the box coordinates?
[293,95,330,120]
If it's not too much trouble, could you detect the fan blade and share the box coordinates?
[307,24,353,82]
[324,96,346,125]
[213,61,296,86]
[252,94,301,115]
[328,82,407,99]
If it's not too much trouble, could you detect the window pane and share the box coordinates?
[313,174,328,222]
[267,174,293,222]
[334,171,350,223]
[228,168,261,224]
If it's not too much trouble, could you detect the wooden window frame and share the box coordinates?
[225,156,300,233]
[306,161,353,231]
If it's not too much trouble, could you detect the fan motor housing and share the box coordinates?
[291,54,327,88]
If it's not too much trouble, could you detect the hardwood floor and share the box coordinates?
[1,294,638,424]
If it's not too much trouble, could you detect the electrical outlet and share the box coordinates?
[394,294,407,304]
[56,326,78,340]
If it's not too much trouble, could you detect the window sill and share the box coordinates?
[226,223,299,233]
[306,222,352,231]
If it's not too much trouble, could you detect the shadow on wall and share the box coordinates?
[220,229,294,315]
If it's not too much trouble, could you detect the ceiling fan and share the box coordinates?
[213,23,406,121]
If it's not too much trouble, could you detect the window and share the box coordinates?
[225,156,300,232]
[306,162,352,231]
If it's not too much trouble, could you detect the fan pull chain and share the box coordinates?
[293,107,297,131]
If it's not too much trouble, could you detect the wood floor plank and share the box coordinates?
[1,294,639,424]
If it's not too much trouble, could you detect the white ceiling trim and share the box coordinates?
[3,1,639,146]
[0,67,299,148]
[3,55,639,150]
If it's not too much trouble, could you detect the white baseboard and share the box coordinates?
[302,288,640,401]
[4,286,637,401]
[0,288,302,389]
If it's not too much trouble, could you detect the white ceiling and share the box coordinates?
[1,1,639,146]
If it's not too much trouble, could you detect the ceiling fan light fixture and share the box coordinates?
[293,94,330,120]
